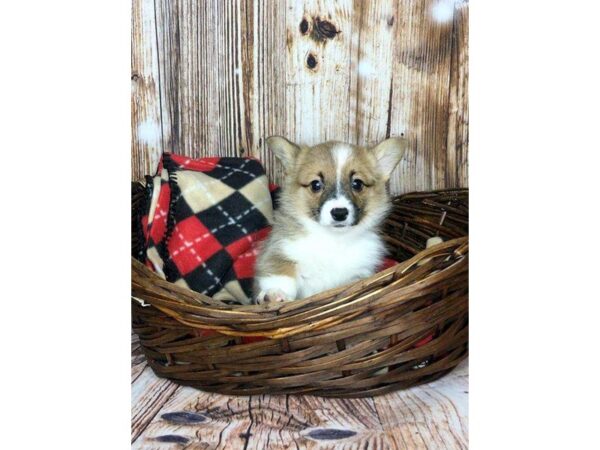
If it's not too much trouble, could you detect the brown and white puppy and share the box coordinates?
[253,137,407,303]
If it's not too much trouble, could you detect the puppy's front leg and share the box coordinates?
[254,257,297,304]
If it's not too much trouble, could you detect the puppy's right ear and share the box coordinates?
[266,136,300,171]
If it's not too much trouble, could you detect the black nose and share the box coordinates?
[331,207,349,222]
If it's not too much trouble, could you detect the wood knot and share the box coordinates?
[311,17,339,41]
[299,18,309,35]
[306,53,318,70]
[307,429,357,440]
[161,411,206,424]
[131,73,141,81]
[154,435,190,444]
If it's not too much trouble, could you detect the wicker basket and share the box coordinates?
[132,183,468,397]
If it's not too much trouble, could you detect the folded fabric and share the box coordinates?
[141,154,277,304]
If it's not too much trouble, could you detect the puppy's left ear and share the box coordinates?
[266,136,301,172]
[371,137,408,181]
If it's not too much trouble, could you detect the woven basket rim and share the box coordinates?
[132,235,467,311]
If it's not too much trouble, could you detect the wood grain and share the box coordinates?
[348,0,396,147]
[131,354,468,449]
[131,0,469,194]
[387,0,454,194]
[245,0,288,185]
[373,361,468,449]
[446,1,469,188]
[132,366,180,443]
[133,390,384,449]
[131,0,164,178]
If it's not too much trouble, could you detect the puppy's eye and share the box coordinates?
[310,180,323,193]
[351,179,365,192]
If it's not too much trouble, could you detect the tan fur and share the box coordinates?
[253,250,295,284]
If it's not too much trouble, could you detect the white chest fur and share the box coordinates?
[282,222,386,298]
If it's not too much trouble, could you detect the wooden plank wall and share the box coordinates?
[131,0,468,195]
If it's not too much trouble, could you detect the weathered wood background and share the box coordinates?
[132,0,468,195]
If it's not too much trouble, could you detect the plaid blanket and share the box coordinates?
[140,153,278,304]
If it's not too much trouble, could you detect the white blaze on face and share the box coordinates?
[333,145,351,193]
[318,145,356,228]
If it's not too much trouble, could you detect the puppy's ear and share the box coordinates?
[266,136,300,171]
[371,137,408,181]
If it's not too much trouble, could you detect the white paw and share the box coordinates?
[254,275,297,304]
[255,289,290,304]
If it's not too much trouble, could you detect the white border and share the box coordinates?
[1,1,131,448]
[471,1,600,448]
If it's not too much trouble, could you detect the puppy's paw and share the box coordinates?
[254,275,297,304]
[255,289,290,304]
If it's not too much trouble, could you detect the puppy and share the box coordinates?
[253,136,407,303]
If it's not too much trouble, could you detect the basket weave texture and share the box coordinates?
[132,184,468,397]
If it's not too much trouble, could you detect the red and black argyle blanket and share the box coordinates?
[139,153,279,304]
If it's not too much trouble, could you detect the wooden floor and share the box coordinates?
[132,332,468,450]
